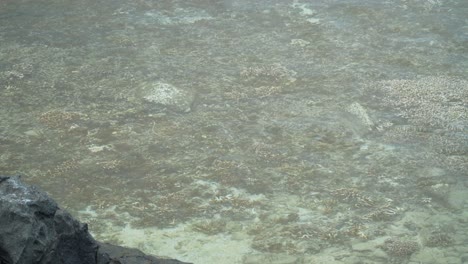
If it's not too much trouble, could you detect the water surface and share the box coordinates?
[1,0,467,263]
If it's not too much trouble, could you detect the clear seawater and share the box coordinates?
[1,0,467,263]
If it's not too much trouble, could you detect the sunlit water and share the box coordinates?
[1,0,467,263]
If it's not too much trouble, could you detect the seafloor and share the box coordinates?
[0,0,467,263]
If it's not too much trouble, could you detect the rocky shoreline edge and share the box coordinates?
[0,176,190,264]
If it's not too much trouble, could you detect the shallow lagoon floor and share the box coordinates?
[1,0,467,263]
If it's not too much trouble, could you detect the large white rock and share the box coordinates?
[142,82,194,113]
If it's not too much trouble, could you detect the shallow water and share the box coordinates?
[1,0,467,263]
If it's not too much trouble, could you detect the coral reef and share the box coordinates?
[379,238,420,257]
[39,110,82,128]
[1,0,467,263]
[424,232,454,247]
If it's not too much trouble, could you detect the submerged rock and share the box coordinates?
[0,176,190,264]
[142,82,194,113]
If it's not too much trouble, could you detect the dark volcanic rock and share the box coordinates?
[0,176,190,264]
